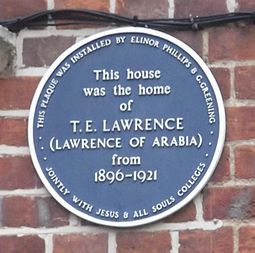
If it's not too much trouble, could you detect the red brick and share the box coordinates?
[169,31,203,56]
[117,231,171,253]
[23,36,75,67]
[54,0,109,12]
[210,146,230,183]
[179,227,233,253]
[2,196,38,227]
[54,0,109,29]
[0,236,45,253]
[2,196,70,228]
[238,0,255,11]
[235,145,255,179]
[174,0,227,18]
[0,156,41,189]
[239,226,255,253]
[0,77,39,110]
[80,218,100,226]
[116,0,169,19]
[203,187,255,220]
[163,201,196,223]
[208,26,255,61]
[0,118,28,146]
[211,68,231,101]
[235,66,255,99]
[0,0,47,19]
[53,234,108,253]
[37,197,70,227]
[226,107,255,141]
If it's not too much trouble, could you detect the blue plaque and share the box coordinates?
[28,27,225,227]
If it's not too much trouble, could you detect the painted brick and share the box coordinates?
[235,145,255,179]
[0,77,39,110]
[238,0,255,11]
[174,0,227,18]
[37,197,70,227]
[0,118,28,146]
[208,26,255,61]
[163,201,196,223]
[226,107,255,141]
[203,187,255,220]
[53,234,108,253]
[0,236,45,253]
[23,36,75,67]
[179,227,233,253]
[54,0,109,12]
[0,156,41,189]
[210,146,230,183]
[210,68,231,101]
[239,226,255,253]
[169,30,203,56]
[116,231,171,253]
[235,66,255,99]
[0,0,47,19]
[2,196,38,227]
[116,0,169,19]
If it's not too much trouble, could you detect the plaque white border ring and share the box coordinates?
[28,27,226,227]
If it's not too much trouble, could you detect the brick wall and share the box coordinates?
[0,0,255,252]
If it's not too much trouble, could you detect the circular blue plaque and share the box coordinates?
[28,27,225,227]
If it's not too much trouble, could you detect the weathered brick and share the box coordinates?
[0,156,41,189]
[203,187,255,220]
[235,145,255,179]
[210,68,231,101]
[23,36,75,67]
[210,146,230,183]
[0,77,39,109]
[53,234,108,253]
[239,226,255,253]
[54,0,109,12]
[116,0,169,19]
[0,38,15,75]
[0,236,45,253]
[208,26,255,61]
[163,201,196,223]
[226,107,255,141]
[238,0,255,11]
[116,231,171,253]
[37,197,70,227]
[179,227,233,253]
[0,118,28,146]
[235,66,255,99]
[2,196,38,227]
[174,0,227,18]
[0,0,47,19]
[169,30,203,56]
